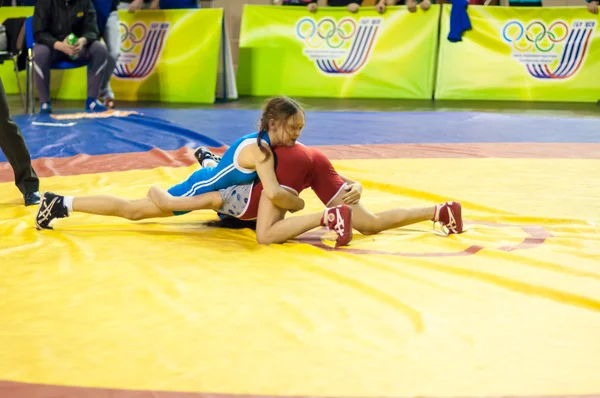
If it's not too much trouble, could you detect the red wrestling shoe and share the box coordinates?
[433,201,463,235]
[321,204,353,247]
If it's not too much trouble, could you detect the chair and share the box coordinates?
[0,49,25,112]
[0,17,26,112]
[24,16,88,114]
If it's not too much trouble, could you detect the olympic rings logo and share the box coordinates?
[502,20,569,52]
[120,22,147,53]
[296,17,357,49]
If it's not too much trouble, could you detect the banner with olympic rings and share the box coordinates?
[110,8,227,103]
[436,6,600,102]
[237,5,441,99]
[0,8,233,103]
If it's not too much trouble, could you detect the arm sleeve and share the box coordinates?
[33,0,59,48]
[82,0,100,44]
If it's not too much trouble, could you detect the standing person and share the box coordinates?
[94,0,121,109]
[327,0,363,13]
[276,0,319,13]
[385,0,432,13]
[158,0,198,9]
[119,0,159,11]
[0,77,40,206]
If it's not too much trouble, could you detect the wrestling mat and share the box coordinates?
[0,109,599,398]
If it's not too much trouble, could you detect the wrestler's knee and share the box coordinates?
[122,202,146,220]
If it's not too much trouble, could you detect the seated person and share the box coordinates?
[33,0,109,113]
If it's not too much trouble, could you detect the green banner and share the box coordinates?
[237,5,440,99]
[436,6,600,102]
[0,8,223,103]
[110,9,222,103]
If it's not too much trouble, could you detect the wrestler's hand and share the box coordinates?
[147,185,172,211]
[342,183,362,205]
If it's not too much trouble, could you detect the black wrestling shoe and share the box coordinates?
[35,192,69,230]
[194,146,221,167]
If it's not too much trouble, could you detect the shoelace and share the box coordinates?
[324,207,345,237]
[332,208,345,236]
[433,206,458,236]
[36,197,58,226]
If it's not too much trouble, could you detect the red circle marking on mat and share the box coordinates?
[297,221,552,256]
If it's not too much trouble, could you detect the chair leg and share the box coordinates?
[12,55,26,113]
[25,48,34,115]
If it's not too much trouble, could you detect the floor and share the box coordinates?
[1,95,599,398]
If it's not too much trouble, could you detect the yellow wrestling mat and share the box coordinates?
[1,158,599,397]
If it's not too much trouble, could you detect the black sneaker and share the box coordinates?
[24,191,41,206]
[194,146,221,167]
[35,192,69,230]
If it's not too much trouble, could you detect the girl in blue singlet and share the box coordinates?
[34,97,308,230]
[167,96,306,210]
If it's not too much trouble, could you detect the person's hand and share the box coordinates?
[307,2,318,12]
[347,2,360,12]
[73,37,87,53]
[406,0,417,12]
[375,0,386,13]
[420,0,431,10]
[128,0,143,13]
[342,183,362,205]
[588,1,599,14]
[54,40,77,58]
[149,0,160,9]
